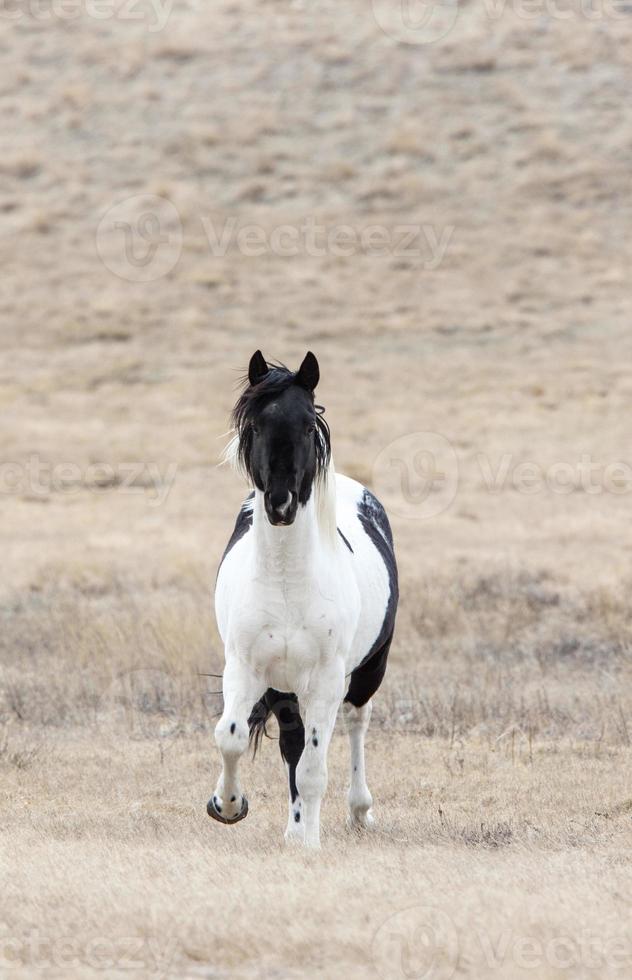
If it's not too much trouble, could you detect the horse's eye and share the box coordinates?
[305,422,315,435]
[251,424,259,436]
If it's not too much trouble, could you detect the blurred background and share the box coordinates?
[2,3,632,976]
[3,1,632,591]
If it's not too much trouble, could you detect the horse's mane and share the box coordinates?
[223,362,337,545]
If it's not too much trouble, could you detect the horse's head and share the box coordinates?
[232,350,330,526]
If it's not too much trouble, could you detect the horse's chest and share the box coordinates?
[234,584,342,678]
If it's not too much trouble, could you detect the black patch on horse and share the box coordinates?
[217,491,254,573]
[337,528,353,553]
[345,489,398,708]
[248,690,305,802]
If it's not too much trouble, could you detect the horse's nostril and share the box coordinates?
[268,490,293,515]
[277,492,292,516]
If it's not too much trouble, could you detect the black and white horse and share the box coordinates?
[208,351,398,847]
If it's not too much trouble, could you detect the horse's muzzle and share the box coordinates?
[264,489,297,526]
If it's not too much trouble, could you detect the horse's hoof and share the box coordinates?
[206,795,249,824]
[347,809,375,831]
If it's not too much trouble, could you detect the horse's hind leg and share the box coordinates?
[266,692,306,843]
[343,634,392,830]
[207,658,264,824]
[342,700,374,828]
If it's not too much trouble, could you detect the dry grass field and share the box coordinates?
[2,2,632,978]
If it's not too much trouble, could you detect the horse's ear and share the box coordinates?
[295,351,319,391]
[248,350,268,387]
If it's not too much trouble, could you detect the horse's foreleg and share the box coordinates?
[342,699,374,829]
[207,658,264,824]
[295,661,345,848]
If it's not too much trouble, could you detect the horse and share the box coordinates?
[207,350,398,847]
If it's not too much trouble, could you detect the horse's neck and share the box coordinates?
[252,490,321,581]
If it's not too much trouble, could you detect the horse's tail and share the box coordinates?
[248,689,302,757]
[248,693,271,756]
